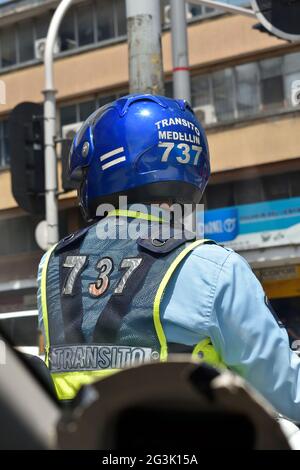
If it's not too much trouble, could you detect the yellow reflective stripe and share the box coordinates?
[107,209,163,223]
[153,239,210,362]
[52,369,120,400]
[40,244,58,367]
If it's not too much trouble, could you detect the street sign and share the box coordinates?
[251,0,300,41]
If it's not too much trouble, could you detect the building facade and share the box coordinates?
[0,0,300,352]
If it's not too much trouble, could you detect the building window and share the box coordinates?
[35,13,51,40]
[187,3,204,19]
[0,120,9,169]
[192,74,216,125]
[60,11,77,51]
[0,0,127,71]
[191,74,210,108]
[96,0,115,42]
[234,179,265,205]
[116,0,126,37]
[192,50,300,126]
[206,184,235,210]
[290,172,300,197]
[263,175,290,201]
[235,62,260,117]
[79,100,97,121]
[0,1,250,73]
[59,91,128,130]
[60,104,78,127]
[212,68,235,122]
[0,1,253,74]
[77,3,95,47]
[260,57,284,110]
[162,0,229,25]
[165,81,174,98]
[98,94,117,107]
[1,27,17,68]
[206,170,300,210]
[18,19,35,63]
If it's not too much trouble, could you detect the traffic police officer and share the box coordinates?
[38,94,300,422]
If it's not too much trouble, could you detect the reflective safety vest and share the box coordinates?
[40,211,225,400]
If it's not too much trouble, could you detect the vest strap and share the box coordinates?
[41,244,58,367]
[153,239,211,362]
[107,209,163,222]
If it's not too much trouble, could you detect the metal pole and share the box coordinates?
[171,0,191,103]
[43,0,74,248]
[126,0,164,95]
[185,0,255,18]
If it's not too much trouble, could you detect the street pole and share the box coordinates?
[171,0,191,103]
[170,0,254,103]
[43,0,74,248]
[126,0,164,95]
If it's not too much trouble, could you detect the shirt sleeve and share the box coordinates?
[209,250,300,423]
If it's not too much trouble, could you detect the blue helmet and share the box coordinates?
[69,94,210,219]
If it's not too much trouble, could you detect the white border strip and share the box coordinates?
[102,156,126,170]
[100,146,124,162]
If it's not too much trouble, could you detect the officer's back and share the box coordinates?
[38,94,300,422]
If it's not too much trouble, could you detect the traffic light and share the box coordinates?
[251,0,300,41]
[9,102,45,216]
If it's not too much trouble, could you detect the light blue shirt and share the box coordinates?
[38,218,300,422]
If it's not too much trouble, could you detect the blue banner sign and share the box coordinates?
[203,197,300,249]
[204,206,239,243]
